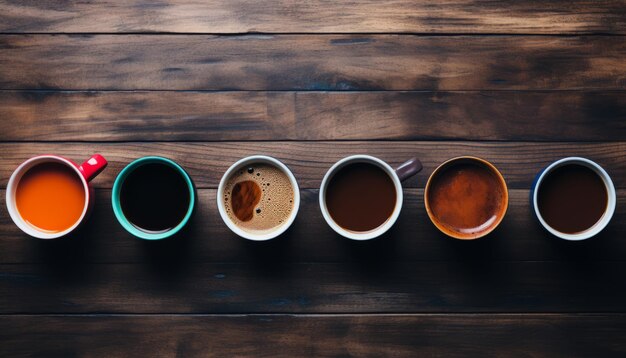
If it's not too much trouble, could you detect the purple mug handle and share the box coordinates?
[395,157,423,181]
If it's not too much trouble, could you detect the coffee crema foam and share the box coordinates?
[427,162,505,237]
[223,163,294,234]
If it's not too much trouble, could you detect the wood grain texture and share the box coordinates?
[1,35,625,90]
[0,91,295,141]
[2,261,626,313]
[1,189,625,264]
[2,90,625,141]
[2,142,624,189]
[2,0,626,355]
[2,314,626,357]
[1,0,625,34]
[296,91,626,141]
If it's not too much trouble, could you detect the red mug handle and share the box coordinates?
[79,154,108,182]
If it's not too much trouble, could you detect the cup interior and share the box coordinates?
[532,157,616,241]
[6,156,90,239]
[424,156,508,240]
[112,156,195,240]
[319,155,403,241]
[217,155,300,241]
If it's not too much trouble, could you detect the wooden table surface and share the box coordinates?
[1,1,626,356]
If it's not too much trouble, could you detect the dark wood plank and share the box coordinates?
[1,189,625,264]
[2,90,625,141]
[1,35,625,90]
[2,314,626,357]
[1,0,625,34]
[2,261,626,313]
[296,91,626,141]
[0,91,296,141]
[2,142,624,189]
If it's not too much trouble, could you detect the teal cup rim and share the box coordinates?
[112,156,195,240]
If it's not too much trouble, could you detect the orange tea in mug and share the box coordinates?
[6,155,107,239]
[16,162,86,232]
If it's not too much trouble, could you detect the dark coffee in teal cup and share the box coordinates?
[112,156,195,240]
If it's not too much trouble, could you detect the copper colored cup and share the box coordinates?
[424,156,508,240]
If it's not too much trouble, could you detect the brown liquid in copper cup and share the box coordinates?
[425,157,508,240]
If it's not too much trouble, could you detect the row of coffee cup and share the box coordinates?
[6,154,616,242]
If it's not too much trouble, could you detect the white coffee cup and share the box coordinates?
[319,155,422,241]
[217,155,300,241]
[531,157,616,241]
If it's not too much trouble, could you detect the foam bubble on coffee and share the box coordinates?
[223,163,294,234]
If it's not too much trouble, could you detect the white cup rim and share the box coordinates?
[217,155,300,241]
[532,157,616,241]
[319,155,403,241]
[6,155,90,239]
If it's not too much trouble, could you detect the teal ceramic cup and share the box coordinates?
[112,156,195,240]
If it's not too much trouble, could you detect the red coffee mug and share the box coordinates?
[6,154,107,239]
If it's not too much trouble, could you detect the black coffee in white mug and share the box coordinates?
[532,157,616,240]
